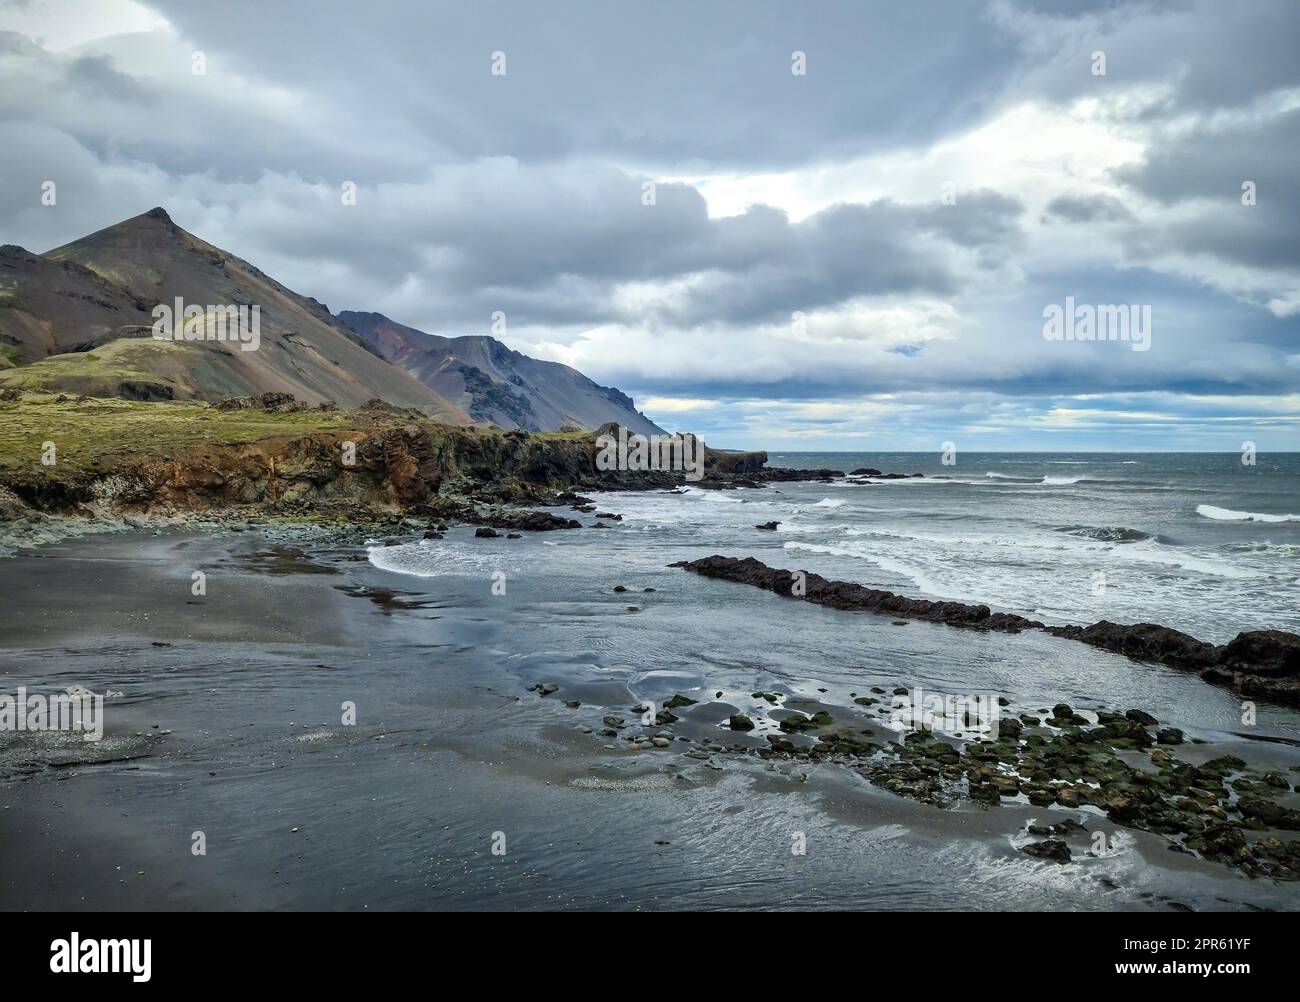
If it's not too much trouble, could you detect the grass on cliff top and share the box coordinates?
[0,394,593,479]
[532,428,590,442]
[0,394,367,476]
[0,339,201,396]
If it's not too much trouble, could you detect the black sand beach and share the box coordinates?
[4,523,1298,911]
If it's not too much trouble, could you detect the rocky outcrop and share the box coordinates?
[484,510,580,531]
[1045,621,1220,671]
[671,555,1043,632]
[671,554,1300,705]
[702,448,768,476]
[1219,630,1300,676]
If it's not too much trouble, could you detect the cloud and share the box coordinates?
[1044,192,1134,223]
[0,0,1296,447]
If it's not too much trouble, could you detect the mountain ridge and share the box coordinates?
[1,208,663,434]
[337,310,664,435]
[0,207,472,418]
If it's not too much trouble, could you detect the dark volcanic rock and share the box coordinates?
[1021,839,1072,863]
[1220,630,1300,677]
[755,521,780,531]
[670,554,1300,705]
[850,468,882,476]
[474,527,501,538]
[486,510,581,531]
[751,467,845,483]
[669,555,1043,633]
[1046,621,1219,671]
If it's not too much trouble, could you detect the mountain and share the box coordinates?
[0,209,470,422]
[337,311,664,435]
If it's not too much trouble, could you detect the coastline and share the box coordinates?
[3,524,1299,909]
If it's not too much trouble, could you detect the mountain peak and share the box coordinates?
[144,206,173,223]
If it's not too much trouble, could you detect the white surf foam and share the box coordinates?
[1197,504,1300,523]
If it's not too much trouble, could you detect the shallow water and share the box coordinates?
[3,455,1300,910]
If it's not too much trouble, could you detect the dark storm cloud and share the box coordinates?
[641,192,1025,327]
[65,53,156,103]
[141,0,1018,170]
[1043,193,1133,223]
[995,0,1300,116]
[1114,107,1300,277]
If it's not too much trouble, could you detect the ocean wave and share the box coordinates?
[1110,540,1260,580]
[1042,475,1087,485]
[782,540,950,597]
[832,523,1259,580]
[367,541,512,578]
[1197,504,1300,523]
[813,497,845,508]
[682,487,741,503]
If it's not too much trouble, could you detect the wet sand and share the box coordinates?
[2,528,1298,911]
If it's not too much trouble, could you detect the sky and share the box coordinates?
[1,0,1298,451]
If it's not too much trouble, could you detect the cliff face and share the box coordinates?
[0,405,698,520]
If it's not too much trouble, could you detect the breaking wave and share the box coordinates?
[1197,504,1300,523]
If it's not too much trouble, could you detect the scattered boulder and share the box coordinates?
[487,511,581,532]
[1021,839,1072,863]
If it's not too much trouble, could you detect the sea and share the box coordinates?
[374,451,1300,643]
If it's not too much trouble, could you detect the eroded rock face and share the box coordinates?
[671,554,1300,704]
[1046,621,1220,671]
[1220,630,1300,677]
